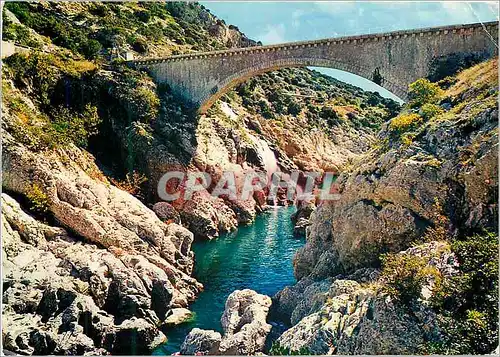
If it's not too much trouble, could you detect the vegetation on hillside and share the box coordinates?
[226,67,400,133]
[380,231,498,354]
[3,1,256,59]
[377,59,499,355]
[385,58,498,150]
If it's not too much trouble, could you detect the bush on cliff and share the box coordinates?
[26,183,49,214]
[380,251,441,306]
[419,103,443,120]
[408,78,442,108]
[381,231,498,354]
[4,52,102,149]
[269,342,310,356]
[388,113,423,134]
[426,232,499,354]
[49,104,101,148]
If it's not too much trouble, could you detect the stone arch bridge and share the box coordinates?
[131,21,498,112]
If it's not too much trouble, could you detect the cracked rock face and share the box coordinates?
[277,242,457,355]
[1,193,176,354]
[180,289,272,355]
[2,129,202,296]
[1,127,202,354]
[293,96,497,281]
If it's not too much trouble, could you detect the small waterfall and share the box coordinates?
[248,134,280,205]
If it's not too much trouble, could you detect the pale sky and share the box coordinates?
[200,1,499,100]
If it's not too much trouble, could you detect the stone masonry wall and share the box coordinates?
[133,21,498,111]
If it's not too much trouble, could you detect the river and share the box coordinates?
[153,206,304,355]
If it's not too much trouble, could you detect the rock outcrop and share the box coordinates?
[277,242,458,354]
[2,193,171,354]
[164,308,194,326]
[275,59,498,355]
[180,329,222,355]
[1,104,203,353]
[2,125,202,295]
[293,60,498,280]
[180,289,272,355]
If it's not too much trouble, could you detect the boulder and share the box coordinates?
[164,308,194,326]
[174,191,238,240]
[276,281,426,355]
[180,289,272,355]
[293,218,310,236]
[290,200,315,226]
[218,289,273,355]
[153,201,181,224]
[272,277,331,326]
[180,328,222,355]
[112,318,167,355]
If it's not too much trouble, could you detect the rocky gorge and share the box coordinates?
[2,1,498,356]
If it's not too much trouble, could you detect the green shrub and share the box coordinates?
[80,39,102,59]
[26,183,49,213]
[380,252,441,306]
[419,103,444,120]
[109,70,160,124]
[437,76,458,90]
[408,78,443,108]
[5,2,101,59]
[258,99,274,119]
[132,38,148,53]
[421,232,499,354]
[5,52,97,105]
[137,23,164,42]
[50,104,101,148]
[320,106,338,121]
[2,20,42,48]
[5,53,59,106]
[269,342,310,356]
[287,100,302,116]
[135,10,151,23]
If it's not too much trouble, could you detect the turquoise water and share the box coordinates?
[153,206,304,355]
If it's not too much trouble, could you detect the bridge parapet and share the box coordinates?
[131,21,498,66]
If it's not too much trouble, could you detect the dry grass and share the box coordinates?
[332,105,357,119]
[445,58,498,98]
[110,171,148,196]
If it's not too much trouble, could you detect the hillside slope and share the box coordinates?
[2,2,399,239]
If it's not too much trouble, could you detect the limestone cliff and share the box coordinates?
[294,59,498,279]
[273,59,498,355]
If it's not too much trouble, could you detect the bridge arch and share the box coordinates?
[198,57,406,113]
[133,21,498,113]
